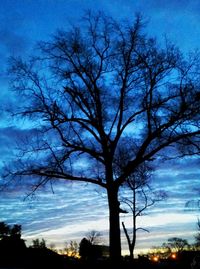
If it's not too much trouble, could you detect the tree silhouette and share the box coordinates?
[0,222,26,267]
[162,237,189,253]
[0,222,10,239]
[86,230,102,245]
[79,236,104,261]
[10,224,22,239]
[30,238,47,249]
[64,240,79,257]
[121,164,167,260]
[0,222,22,240]
[79,238,92,260]
[4,11,200,261]
[194,218,200,249]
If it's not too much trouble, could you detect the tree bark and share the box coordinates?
[107,186,121,262]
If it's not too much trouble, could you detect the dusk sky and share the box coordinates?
[0,0,200,256]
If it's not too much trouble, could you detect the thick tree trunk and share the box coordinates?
[107,187,121,262]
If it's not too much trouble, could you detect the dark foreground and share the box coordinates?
[0,248,199,269]
[0,257,196,269]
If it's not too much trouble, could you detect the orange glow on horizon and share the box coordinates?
[152,256,159,262]
[171,253,176,259]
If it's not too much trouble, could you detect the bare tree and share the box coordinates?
[86,230,102,245]
[3,11,200,262]
[162,237,189,253]
[64,240,79,257]
[30,238,47,249]
[194,218,200,250]
[121,163,167,260]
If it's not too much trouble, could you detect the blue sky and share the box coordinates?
[0,0,200,256]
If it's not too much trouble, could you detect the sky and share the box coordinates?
[0,0,200,256]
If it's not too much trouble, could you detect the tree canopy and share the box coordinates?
[0,222,21,240]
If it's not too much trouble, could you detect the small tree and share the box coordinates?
[194,218,200,250]
[121,164,167,260]
[162,237,189,254]
[79,238,92,260]
[30,238,46,249]
[0,222,21,240]
[64,240,79,257]
[0,222,25,256]
[0,222,10,239]
[86,230,102,245]
[10,224,22,239]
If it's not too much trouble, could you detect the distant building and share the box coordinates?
[95,245,110,258]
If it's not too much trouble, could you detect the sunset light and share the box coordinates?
[152,256,159,262]
[171,253,177,259]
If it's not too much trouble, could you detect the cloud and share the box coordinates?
[121,210,197,254]
[0,28,28,57]
[0,7,31,66]
[0,181,108,244]
[0,126,40,164]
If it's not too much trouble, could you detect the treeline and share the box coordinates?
[148,219,200,260]
[0,222,110,268]
[1,221,200,269]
